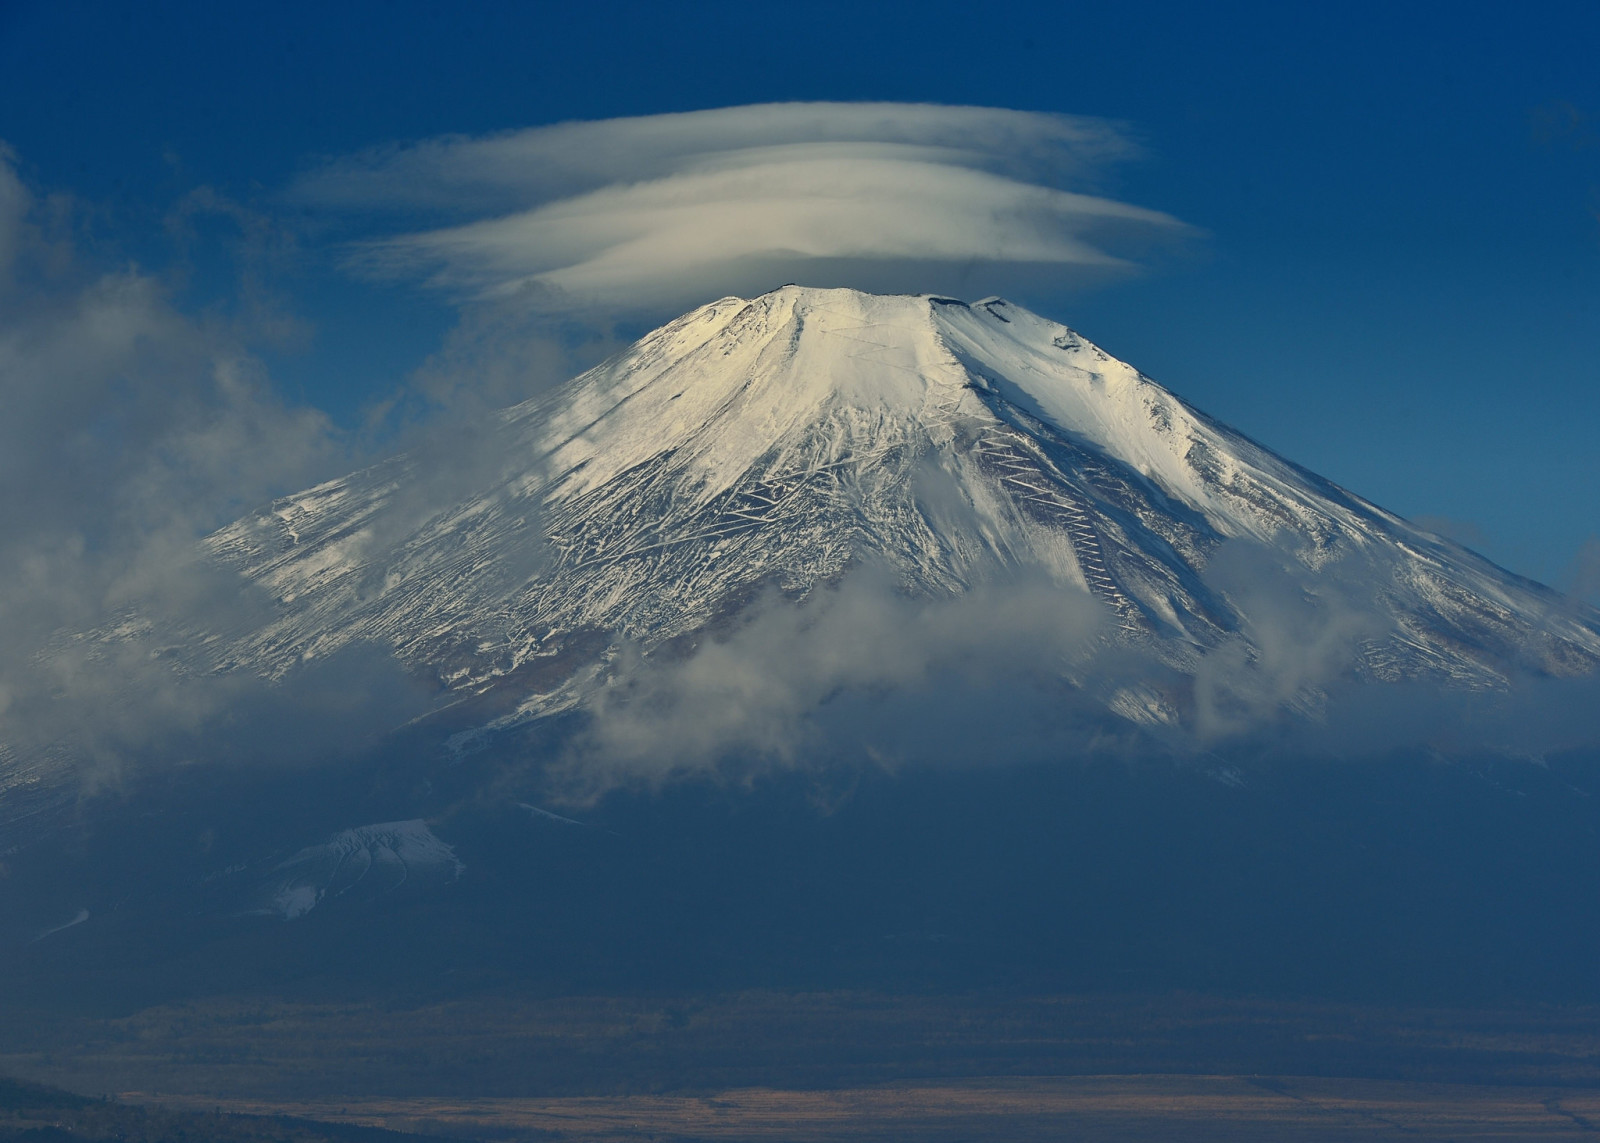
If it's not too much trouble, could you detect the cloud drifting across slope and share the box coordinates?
[551,551,1600,799]
[563,572,1112,794]
[0,147,429,801]
[294,103,1191,312]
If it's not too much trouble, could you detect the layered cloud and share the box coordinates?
[294,103,1191,311]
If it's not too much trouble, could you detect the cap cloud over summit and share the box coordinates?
[296,103,1192,313]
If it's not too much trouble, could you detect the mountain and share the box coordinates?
[6,288,1600,1008]
[200,286,1597,734]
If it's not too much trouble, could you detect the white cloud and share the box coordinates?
[559,569,1112,795]
[295,103,1139,211]
[0,146,376,796]
[295,102,1191,312]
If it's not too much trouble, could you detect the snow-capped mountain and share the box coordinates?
[200,286,1599,739]
[7,287,1600,994]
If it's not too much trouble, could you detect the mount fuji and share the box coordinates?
[8,287,1600,1003]
[193,286,1597,743]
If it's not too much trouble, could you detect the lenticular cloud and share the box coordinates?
[294,102,1192,311]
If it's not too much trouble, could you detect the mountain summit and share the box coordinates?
[198,286,1598,745]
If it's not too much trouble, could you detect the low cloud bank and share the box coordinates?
[552,543,1600,797]
[295,103,1192,314]
[562,572,1110,794]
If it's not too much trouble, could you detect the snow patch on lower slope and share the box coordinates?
[242,820,464,921]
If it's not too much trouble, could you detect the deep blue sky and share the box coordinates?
[2,0,1597,585]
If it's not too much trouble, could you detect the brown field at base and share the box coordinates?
[8,991,1600,1141]
[127,1075,1600,1142]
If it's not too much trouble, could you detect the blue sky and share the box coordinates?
[1,0,1597,586]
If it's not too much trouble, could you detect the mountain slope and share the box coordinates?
[199,286,1599,738]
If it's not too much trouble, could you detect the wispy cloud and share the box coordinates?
[0,146,424,804]
[294,102,1192,312]
[561,570,1111,795]
[539,538,1600,798]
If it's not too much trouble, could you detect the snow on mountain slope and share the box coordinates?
[235,820,465,920]
[201,286,1599,732]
